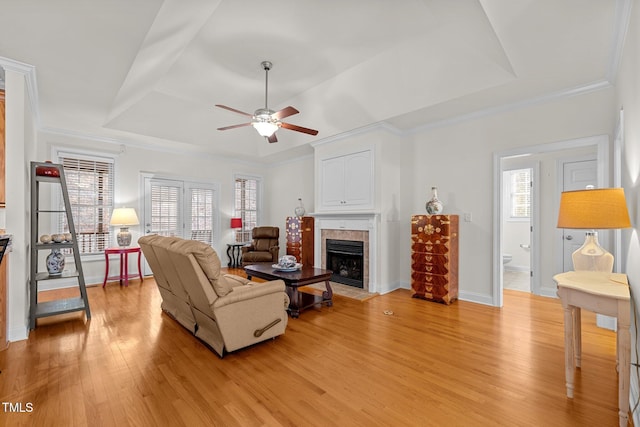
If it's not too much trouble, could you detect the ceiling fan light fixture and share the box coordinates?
[215,60,318,141]
[252,120,279,137]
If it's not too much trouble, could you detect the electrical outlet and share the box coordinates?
[464,212,472,222]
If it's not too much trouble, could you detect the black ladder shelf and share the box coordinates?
[29,161,91,329]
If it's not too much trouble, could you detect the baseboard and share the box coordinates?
[36,274,105,291]
[8,323,28,342]
[459,290,495,306]
[386,281,495,306]
[504,265,530,272]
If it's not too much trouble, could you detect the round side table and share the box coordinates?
[103,247,143,287]
[226,243,245,268]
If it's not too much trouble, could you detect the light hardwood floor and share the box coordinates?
[0,271,627,426]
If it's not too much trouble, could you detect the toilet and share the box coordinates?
[503,253,512,264]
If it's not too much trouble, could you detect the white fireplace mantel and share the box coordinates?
[311,212,380,293]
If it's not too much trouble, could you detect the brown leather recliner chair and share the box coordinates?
[241,226,279,266]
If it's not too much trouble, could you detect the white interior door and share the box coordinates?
[561,159,597,272]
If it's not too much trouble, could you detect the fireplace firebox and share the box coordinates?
[326,239,364,288]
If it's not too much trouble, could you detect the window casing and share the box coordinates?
[234,175,261,243]
[56,151,115,254]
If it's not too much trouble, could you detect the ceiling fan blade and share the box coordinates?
[267,133,278,143]
[215,104,253,117]
[280,122,319,136]
[217,123,252,131]
[271,106,299,120]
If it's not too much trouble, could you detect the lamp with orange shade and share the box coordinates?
[557,187,631,272]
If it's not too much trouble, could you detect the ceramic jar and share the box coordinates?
[425,186,444,214]
[294,198,306,217]
[46,248,65,276]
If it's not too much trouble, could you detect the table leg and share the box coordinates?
[617,307,631,427]
[103,253,109,288]
[233,246,242,268]
[289,287,300,318]
[227,245,233,268]
[563,305,576,398]
[574,307,582,368]
[137,250,143,283]
[124,252,129,286]
[323,280,333,307]
[119,253,124,286]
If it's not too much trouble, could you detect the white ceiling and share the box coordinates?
[0,0,625,162]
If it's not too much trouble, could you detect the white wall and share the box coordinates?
[406,88,615,303]
[5,68,37,341]
[614,0,640,421]
[265,155,315,258]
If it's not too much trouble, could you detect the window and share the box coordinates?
[234,175,261,243]
[57,151,115,254]
[189,187,215,245]
[508,168,531,220]
[144,177,218,247]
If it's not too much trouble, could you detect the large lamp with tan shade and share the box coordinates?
[110,207,139,247]
[557,188,631,272]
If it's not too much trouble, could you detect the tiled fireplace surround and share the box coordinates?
[313,213,379,294]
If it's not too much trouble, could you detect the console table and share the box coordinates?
[103,247,143,287]
[554,271,630,427]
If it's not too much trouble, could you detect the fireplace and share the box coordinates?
[326,239,364,288]
[314,213,379,293]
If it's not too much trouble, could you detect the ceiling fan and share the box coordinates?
[215,61,319,143]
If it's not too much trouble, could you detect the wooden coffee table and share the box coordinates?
[244,263,333,318]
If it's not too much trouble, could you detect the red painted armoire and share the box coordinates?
[286,216,314,267]
[411,214,459,304]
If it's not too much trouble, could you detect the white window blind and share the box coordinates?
[150,184,180,237]
[509,169,531,219]
[58,153,115,254]
[234,176,259,243]
[190,187,214,245]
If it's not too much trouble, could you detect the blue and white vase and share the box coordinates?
[46,248,65,276]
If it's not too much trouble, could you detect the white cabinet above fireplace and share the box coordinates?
[318,149,373,211]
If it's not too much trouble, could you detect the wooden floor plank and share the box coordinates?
[0,272,627,426]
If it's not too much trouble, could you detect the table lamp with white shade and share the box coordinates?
[110,207,139,247]
[557,187,631,272]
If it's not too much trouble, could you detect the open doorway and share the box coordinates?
[492,135,609,307]
[501,166,534,293]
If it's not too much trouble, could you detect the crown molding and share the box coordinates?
[607,0,633,84]
[404,79,613,136]
[309,121,402,148]
[39,126,264,168]
[0,56,41,127]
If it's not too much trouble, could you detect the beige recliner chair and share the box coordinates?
[139,235,289,357]
[241,226,280,266]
